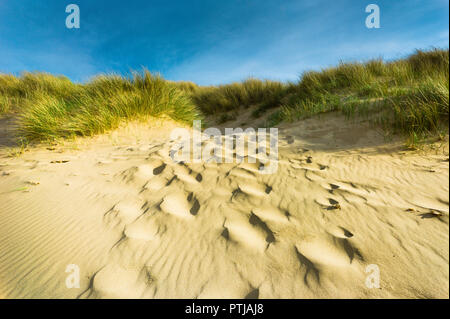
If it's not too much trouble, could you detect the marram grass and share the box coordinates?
[267,48,449,139]
[0,71,202,141]
[0,48,448,143]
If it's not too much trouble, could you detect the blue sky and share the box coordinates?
[0,0,448,85]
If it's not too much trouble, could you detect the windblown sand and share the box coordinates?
[0,115,448,298]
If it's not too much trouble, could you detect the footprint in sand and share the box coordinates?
[296,233,362,268]
[173,164,202,185]
[105,200,145,226]
[237,181,270,198]
[223,218,268,252]
[294,247,320,287]
[89,264,150,298]
[223,213,275,251]
[119,164,155,184]
[249,213,276,244]
[160,192,199,218]
[252,206,289,224]
[143,176,168,192]
[124,216,160,241]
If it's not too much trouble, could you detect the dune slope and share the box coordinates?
[0,116,448,298]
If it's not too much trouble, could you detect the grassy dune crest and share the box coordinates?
[0,48,448,143]
[186,49,448,141]
[270,49,449,137]
[0,71,201,141]
[188,78,289,115]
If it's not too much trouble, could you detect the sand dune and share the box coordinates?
[0,115,448,298]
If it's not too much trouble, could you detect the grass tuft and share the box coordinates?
[0,71,202,141]
[267,48,449,139]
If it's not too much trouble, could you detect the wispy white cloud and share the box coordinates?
[0,0,448,84]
